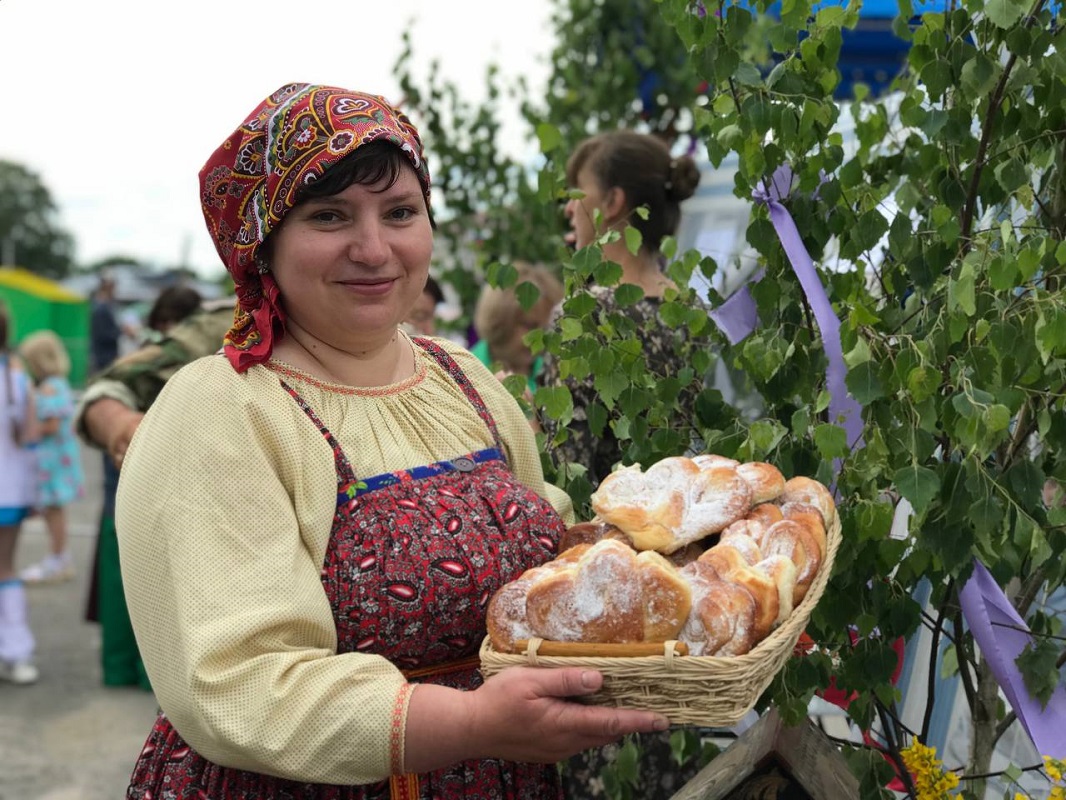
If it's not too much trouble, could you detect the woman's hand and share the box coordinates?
[403,667,668,773]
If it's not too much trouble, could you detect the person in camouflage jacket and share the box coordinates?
[75,301,233,688]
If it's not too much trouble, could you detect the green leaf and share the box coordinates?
[534,123,563,154]
[984,0,1026,28]
[559,318,584,342]
[614,283,645,307]
[894,465,941,515]
[814,423,849,459]
[1017,638,1061,707]
[948,261,976,316]
[514,280,541,312]
[624,226,643,256]
[845,362,884,404]
[534,385,572,421]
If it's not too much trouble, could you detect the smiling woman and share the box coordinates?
[113,82,669,800]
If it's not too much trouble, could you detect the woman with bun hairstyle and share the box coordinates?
[540,129,705,487]
[115,82,668,800]
[538,130,710,799]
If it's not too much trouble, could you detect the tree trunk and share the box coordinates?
[970,656,1001,797]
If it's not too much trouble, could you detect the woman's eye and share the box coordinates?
[313,210,342,223]
[389,207,416,221]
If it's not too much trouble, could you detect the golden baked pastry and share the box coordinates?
[678,561,757,656]
[591,457,753,553]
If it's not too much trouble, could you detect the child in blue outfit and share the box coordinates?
[18,330,84,584]
[0,301,40,684]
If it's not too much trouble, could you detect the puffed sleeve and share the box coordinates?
[116,356,411,784]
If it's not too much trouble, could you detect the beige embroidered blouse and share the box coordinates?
[115,337,573,785]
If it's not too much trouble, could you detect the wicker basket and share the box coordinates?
[479,511,841,726]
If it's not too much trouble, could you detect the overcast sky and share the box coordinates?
[0,0,554,278]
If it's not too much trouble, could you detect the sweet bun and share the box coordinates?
[525,539,645,643]
[678,561,756,656]
[486,561,567,652]
[778,476,836,527]
[761,519,823,603]
[720,518,771,549]
[736,461,786,504]
[779,502,828,559]
[697,542,755,575]
[589,461,691,553]
[754,555,798,627]
[636,550,693,641]
[692,453,740,470]
[557,521,629,553]
[591,458,752,553]
[746,503,785,529]
[716,528,764,565]
[714,561,781,641]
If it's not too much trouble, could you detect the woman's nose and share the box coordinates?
[348,220,389,266]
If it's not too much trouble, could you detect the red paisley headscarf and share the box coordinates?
[199,82,431,372]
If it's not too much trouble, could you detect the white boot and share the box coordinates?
[0,579,38,685]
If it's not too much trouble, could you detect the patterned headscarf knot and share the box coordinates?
[199,82,431,372]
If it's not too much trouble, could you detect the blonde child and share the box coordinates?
[18,330,84,584]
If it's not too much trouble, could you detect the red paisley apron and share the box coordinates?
[125,339,566,800]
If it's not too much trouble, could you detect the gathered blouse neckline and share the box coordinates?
[264,332,429,397]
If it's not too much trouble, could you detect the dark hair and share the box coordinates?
[295,141,436,228]
[566,130,700,252]
[147,285,203,333]
[424,275,444,305]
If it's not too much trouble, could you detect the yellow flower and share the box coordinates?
[900,740,959,799]
[1045,755,1064,783]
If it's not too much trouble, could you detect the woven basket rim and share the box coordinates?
[481,508,841,675]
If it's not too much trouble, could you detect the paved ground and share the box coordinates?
[0,447,160,800]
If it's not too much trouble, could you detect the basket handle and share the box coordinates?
[515,639,689,661]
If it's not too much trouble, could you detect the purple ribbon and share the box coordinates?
[959,560,1066,758]
[711,165,864,451]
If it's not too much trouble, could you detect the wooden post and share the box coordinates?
[669,708,859,799]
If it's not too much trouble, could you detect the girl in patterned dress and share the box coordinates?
[18,330,85,584]
[115,83,668,800]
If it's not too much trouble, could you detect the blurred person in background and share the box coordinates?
[143,285,203,342]
[77,286,223,690]
[89,271,123,374]
[471,261,562,395]
[0,300,40,684]
[17,330,85,585]
[404,273,444,335]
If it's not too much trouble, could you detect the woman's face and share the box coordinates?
[269,163,433,348]
[564,165,609,250]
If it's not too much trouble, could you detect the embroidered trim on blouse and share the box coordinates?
[390,682,415,775]
[338,447,505,504]
[265,351,428,396]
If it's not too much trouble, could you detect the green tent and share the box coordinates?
[0,267,91,388]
